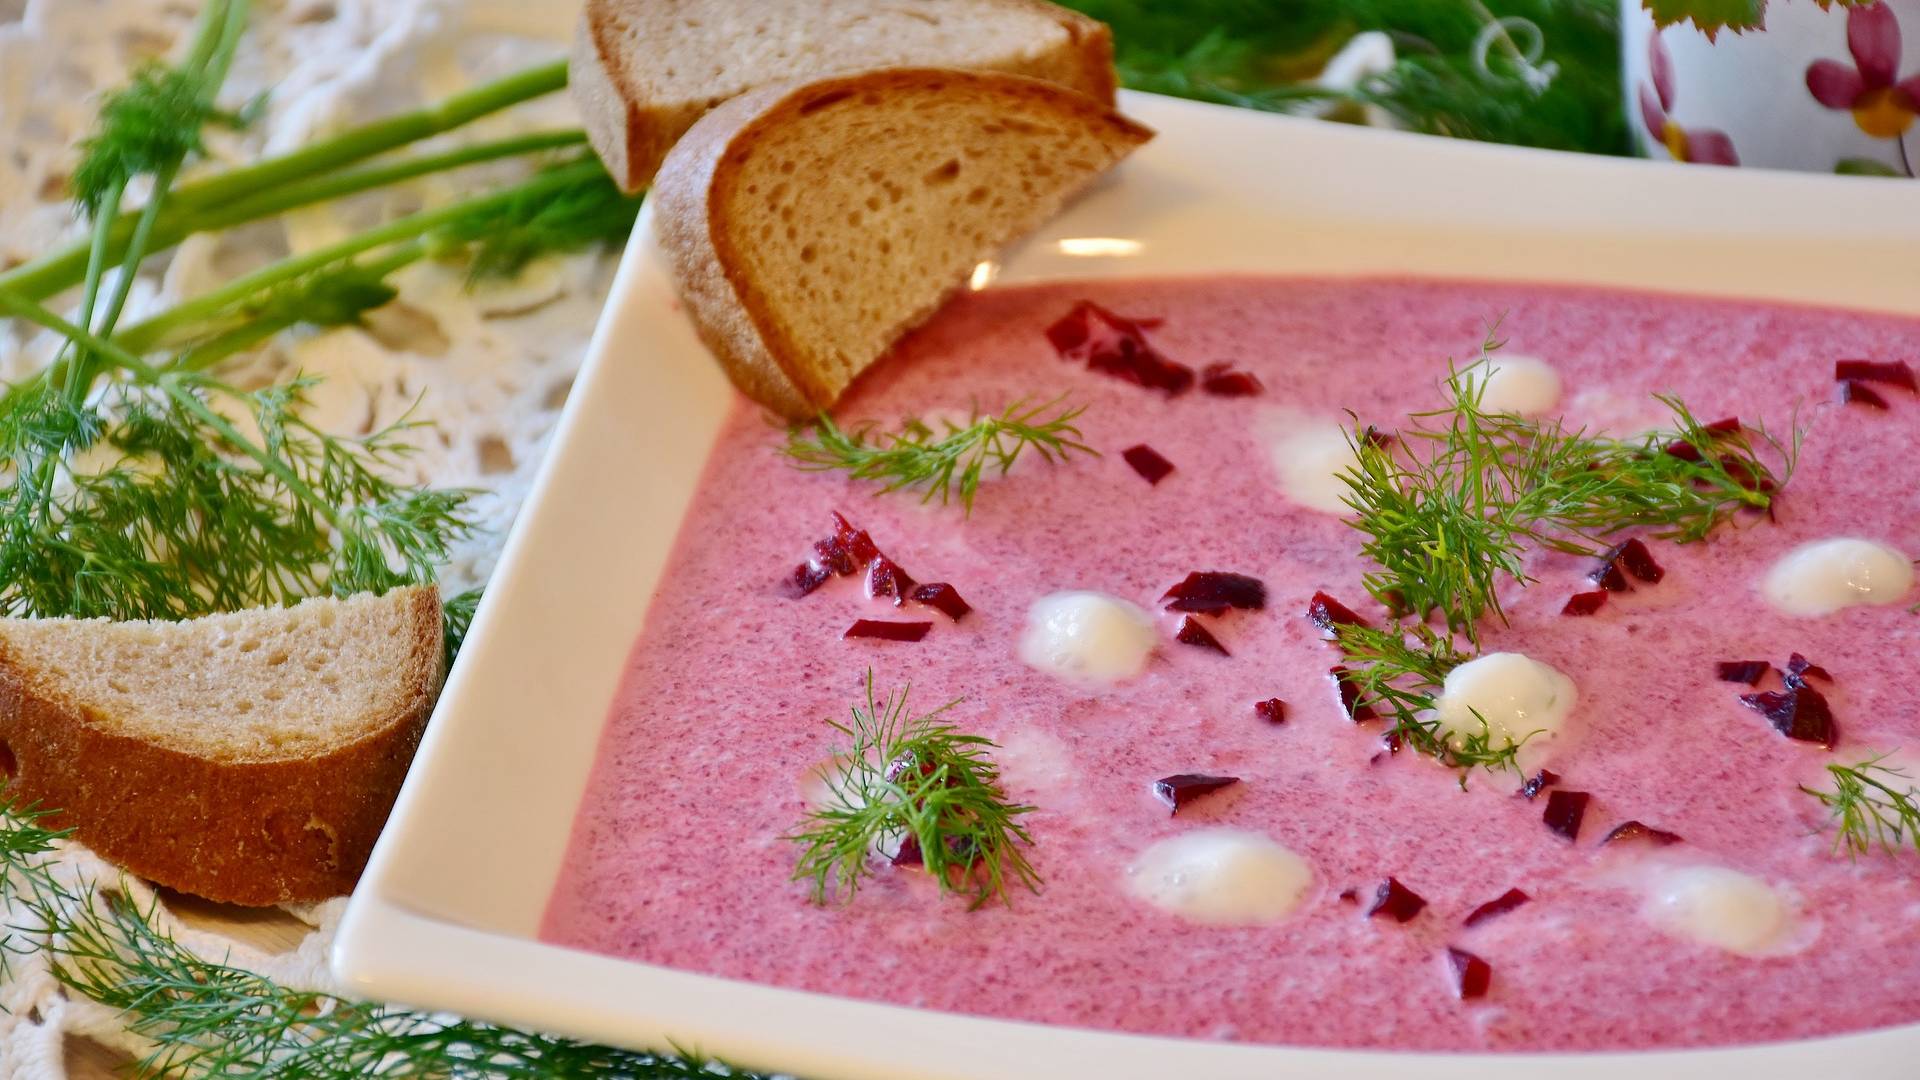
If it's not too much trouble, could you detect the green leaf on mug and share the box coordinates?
[1835,157,1903,177]
[1641,0,1766,39]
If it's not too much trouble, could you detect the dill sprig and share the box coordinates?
[0,798,754,1079]
[789,674,1040,909]
[1801,754,1920,859]
[1343,341,1796,639]
[783,397,1094,513]
[1331,619,1529,781]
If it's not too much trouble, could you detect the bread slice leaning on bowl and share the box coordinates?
[653,67,1154,420]
[571,0,1117,192]
[0,586,441,905]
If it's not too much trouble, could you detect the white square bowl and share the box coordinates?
[333,92,1920,1079]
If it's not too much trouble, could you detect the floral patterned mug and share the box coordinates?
[1622,0,1920,177]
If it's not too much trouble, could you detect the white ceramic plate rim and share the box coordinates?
[334,91,1920,1080]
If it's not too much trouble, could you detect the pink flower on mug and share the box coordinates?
[1639,33,1739,166]
[1806,2,1920,139]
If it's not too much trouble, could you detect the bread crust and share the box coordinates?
[572,0,1121,192]
[0,587,442,906]
[653,68,1153,419]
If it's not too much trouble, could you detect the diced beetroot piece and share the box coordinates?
[1717,454,1775,495]
[1359,425,1395,449]
[1740,685,1837,747]
[1329,666,1377,722]
[1337,887,1359,904]
[1716,660,1772,685]
[812,536,857,577]
[1587,559,1630,592]
[1307,591,1370,637]
[866,556,917,606]
[1702,416,1743,435]
[1161,571,1268,614]
[1542,789,1591,842]
[1366,877,1428,923]
[910,582,972,622]
[1561,590,1608,616]
[786,561,834,598]
[1462,888,1531,927]
[1840,380,1891,410]
[843,619,934,642]
[1122,444,1175,485]
[891,835,923,866]
[829,512,881,566]
[1601,820,1684,847]
[1254,698,1288,724]
[1152,773,1240,814]
[1446,947,1492,1000]
[1785,652,1833,687]
[1518,769,1560,800]
[1199,363,1264,397]
[1044,300,1195,394]
[1662,417,1742,461]
[1836,358,1918,392]
[1611,538,1666,584]
[1174,615,1230,656]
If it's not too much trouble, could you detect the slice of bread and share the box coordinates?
[654,67,1153,419]
[571,0,1118,192]
[0,586,441,906]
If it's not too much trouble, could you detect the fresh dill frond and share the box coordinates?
[783,397,1095,514]
[1342,341,1797,639]
[789,673,1039,909]
[0,800,754,1079]
[440,160,646,284]
[1331,620,1528,781]
[442,586,483,670]
[1802,754,1920,859]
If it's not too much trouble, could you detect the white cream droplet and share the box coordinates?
[1125,829,1313,926]
[1461,355,1563,416]
[1762,538,1914,616]
[1433,652,1578,766]
[1264,417,1361,515]
[1644,866,1790,956]
[1018,591,1156,684]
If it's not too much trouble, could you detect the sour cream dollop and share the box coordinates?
[1264,417,1361,514]
[1461,355,1562,416]
[1762,538,1914,616]
[1125,829,1313,926]
[1433,652,1578,763]
[1018,591,1156,683]
[1644,865,1790,956]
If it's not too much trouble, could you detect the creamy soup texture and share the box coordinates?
[543,278,1920,1052]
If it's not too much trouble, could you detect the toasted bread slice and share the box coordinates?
[0,586,441,905]
[654,68,1152,418]
[571,0,1117,192]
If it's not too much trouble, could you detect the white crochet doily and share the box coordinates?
[0,0,614,1074]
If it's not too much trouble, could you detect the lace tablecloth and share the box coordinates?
[0,0,613,1073]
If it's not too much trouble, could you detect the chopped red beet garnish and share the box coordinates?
[1740,685,1837,747]
[866,556,916,605]
[1542,789,1591,841]
[1152,773,1240,814]
[843,619,933,642]
[1612,538,1665,583]
[1717,454,1775,494]
[1307,591,1369,637]
[1337,887,1359,904]
[1518,769,1560,800]
[1716,660,1771,685]
[1587,559,1630,592]
[1702,416,1743,435]
[891,835,923,866]
[1840,380,1890,410]
[1446,947,1492,1000]
[1254,698,1288,724]
[1835,358,1917,392]
[1174,615,1230,656]
[1329,666,1377,722]
[1561,590,1608,616]
[1463,888,1531,927]
[1662,416,1741,461]
[810,536,857,577]
[1601,820,1684,846]
[1121,444,1175,485]
[1162,571,1267,614]
[1359,425,1394,449]
[830,511,880,566]
[785,561,834,598]
[1366,877,1427,922]
[1199,363,1263,397]
[909,582,971,622]
[1044,300,1195,394]
[1785,652,1833,687]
